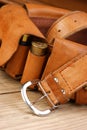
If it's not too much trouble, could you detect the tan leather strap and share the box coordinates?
[0,4,44,66]
[75,88,87,104]
[40,49,87,106]
[0,0,28,6]
[0,0,14,5]
[46,11,87,105]
[24,3,70,35]
[42,38,87,79]
[25,3,70,18]
[47,11,87,43]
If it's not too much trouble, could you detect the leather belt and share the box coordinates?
[46,11,87,105]
[21,38,87,116]
[0,2,86,116]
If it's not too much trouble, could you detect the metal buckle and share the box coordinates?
[21,80,58,116]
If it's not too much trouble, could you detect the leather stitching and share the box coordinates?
[60,54,87,93]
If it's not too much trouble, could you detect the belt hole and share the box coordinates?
[0,39,2,47]
[74,20,77,23]
[58,29,61,32]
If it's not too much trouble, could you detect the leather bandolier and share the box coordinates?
[0,1,87,115]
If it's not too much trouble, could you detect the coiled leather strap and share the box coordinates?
[41,38,87,105]
[44,11,87,104]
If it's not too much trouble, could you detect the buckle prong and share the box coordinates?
[32,95,46,105]
[38,82,59,109]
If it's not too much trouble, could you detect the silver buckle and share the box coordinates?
[21,80,58,116]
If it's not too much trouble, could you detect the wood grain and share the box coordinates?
[0,70,87,130]
[0,70,21,94]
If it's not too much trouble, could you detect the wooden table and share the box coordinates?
[0,69,87,130]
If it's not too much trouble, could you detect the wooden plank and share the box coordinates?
[0,92,87,130]
[0,70,21,94]
[0,69,87,130]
